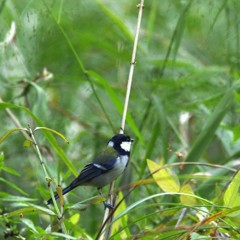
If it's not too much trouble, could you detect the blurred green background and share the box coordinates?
[1,0,240,239]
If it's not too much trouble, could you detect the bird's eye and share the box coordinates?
[127,136,133,142]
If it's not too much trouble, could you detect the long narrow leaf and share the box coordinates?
[183,89,233,172]
[0,128,28,144]
[114,192,212,224]
[6,205,55,218]
[153,95,168,161]
[141,121,160,177]
[34,127,69,143]
[88,71,144,142]
[112,191,130,239]
[0,177,28,196]
[0,102,78,176]
[95,0,133,42]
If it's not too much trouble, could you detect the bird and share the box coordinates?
[47,133,133,208]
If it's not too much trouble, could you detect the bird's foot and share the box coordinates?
[104,201,114,209]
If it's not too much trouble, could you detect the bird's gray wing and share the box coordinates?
[69,155,117,189]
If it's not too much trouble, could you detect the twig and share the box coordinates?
[175,208,188,228]
[0,98,30,140]
[98,1,144,239]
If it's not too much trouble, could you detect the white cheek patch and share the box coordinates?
[108,141,114,147]
[120,141,132,152]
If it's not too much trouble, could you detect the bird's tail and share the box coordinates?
[47,185,74,205]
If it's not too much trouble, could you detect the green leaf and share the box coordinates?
[153,95,168,161]
[66,202,89,211]
[1,166,20,176]
[69,213,80,225]
[0,102,78,176]
[141,121,160,177]
[113,192,212,224]
[88,71,144,143]
[147,159,180,192]
[0,127,28,144]
[45,232,78,239]
[179,183,197,206]
[34,127,69,143]
[0,177,28,196]
[224,171,240,216]
[190,232,207,239]
[0,195,37,202]
[21,219,38,233]
[95,0,133,42]
[183,89,233,172]
[112,191,130,239]
[23,139,33,147]
[0,152,4,169]
[6,204,56,217]
[172,1,192,61]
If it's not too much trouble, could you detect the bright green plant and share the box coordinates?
[1,0,240,239]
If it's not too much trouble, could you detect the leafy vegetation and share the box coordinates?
[1,0,240,239]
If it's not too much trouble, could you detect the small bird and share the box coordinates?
[47,134,133,207]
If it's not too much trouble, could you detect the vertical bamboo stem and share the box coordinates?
[98,1,144,239]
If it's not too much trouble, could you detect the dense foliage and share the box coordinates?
[1,0,240,239]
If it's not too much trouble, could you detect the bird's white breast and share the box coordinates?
[89,155,129,188]
[114,155,129,173]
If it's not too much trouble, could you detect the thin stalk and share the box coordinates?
[120,1,144,133]
[0,98,30,140]
[99,1,144,239]
[0,98,67,235]
[27,126,68,236]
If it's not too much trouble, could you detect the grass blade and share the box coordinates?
[183,88,233,173]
